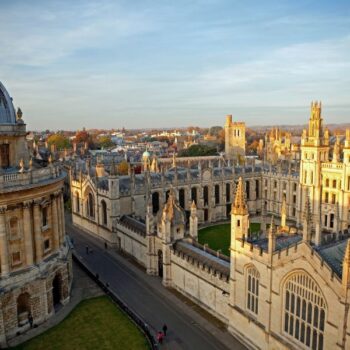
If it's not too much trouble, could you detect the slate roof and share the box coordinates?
[119,215,146,236]
[316,239,348,277]
[173,241,230,277]
[250,234,303,252]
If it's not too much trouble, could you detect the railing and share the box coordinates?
[72,253,157,349]
[0,165,62,189]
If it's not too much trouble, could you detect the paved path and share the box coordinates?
[67,220,246,350]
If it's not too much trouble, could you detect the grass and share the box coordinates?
[13,296,149,350]
[198,222,261,256]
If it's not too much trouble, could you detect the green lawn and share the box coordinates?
[198,222,261,256]
[14,296,149,350]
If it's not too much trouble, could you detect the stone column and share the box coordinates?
[33,201,43,263]
[56,193,63,246]
[51,195,59,251]
[0,206,9,276]
[23,201,34,266]
[59,192,66,244]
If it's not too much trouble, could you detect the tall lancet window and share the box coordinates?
[284,272,326,350]
[246,266,259,315]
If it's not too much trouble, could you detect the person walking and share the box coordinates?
[157,331,164,344]
[28,313,33,328]
[104,242,107,249]
[86,245,89,254]
[162,324,168,336]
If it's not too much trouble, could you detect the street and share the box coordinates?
[67,219,246,350]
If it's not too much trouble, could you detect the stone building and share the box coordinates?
[224,114,246,159]
[70,102,350,349]
[0,82,72,346]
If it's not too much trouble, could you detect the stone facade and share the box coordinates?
[70,102,350,349]
[0,82,72,347]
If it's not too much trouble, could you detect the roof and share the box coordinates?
[173,241,230,277]
[0,81,16,124]
[317,239,348,277]
[119,215,146,236]
[251,234,302,252]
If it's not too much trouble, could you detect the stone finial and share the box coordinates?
[19,159,25,172]
[29,157,33,170]
[48,154,53,164]
[303,194,313,242]
[332,137,340,162]
[268,215,276,254]
[231,177,248,215]
[191,200,197,210]
[172,153,177,168]
[16,107,23,123]
[281,195,287,228]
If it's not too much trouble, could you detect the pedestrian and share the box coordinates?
[28,313,33,328]
[86,245,89,254]
[157,331,164,344]
[162,323,168,336]
[104,242,108,249]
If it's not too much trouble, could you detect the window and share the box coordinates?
[214,185,220,205]
[88,193,95,218]
[283,182,287,190]
[9,217,18,237]
[324,192,328,203]
[42,207,48,227]
[226,183,230,202]
[293,195,296,204]
[0,144,10,168]
[179,188,185,208]
[247,266,259,315]
[191,187,197,204]
[246,181,250,200]
[324,215,328,227]
[101,200,107,225]
[310,171,313,185]
[325,179,329,187]
[75,192,80,213]
[274,181,277,189]
[331,194,336,205]
[12,252,21,266]
[237,219,240,227]
[255,180,259,199]
[293,183,297,192]
[44,239,50,251]
[203,186,209,206]
[330,214,334,228]
[17,293,30,325]
[333,180,337,189]
[284,272,325,350]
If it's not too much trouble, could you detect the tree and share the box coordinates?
[208,126,223,136]
[75,130,90,144]
[117,160,129,175]
[47,134,71,150]
[98,136,114,149]
[178,144,217,157]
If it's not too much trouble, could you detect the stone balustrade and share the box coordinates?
[0,165,62,190]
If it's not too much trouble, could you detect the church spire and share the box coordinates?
[232,177,248,215]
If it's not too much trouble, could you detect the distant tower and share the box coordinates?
[224,115,246,160]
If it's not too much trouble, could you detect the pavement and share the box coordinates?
[67,217,247,350]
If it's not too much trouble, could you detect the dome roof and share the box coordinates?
[142,150,150,158]
[0,81,16,124]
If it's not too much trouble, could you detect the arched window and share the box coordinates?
[283,272,326,349]
[215,185,220,204]
[246,266,259,315]
[88,193,95,218]
[152,192,159,214]
[226,183,230,202]
[75,192,80,213]
[17,292,31,325]
[203,186,208,206]
[179,188,185,209]
[191,187,197,204]
[101,200,107,225]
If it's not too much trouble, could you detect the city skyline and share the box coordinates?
[1,0,350,130]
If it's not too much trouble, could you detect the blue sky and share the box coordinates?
[1,0,349,130]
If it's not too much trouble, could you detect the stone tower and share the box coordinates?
[230,177,249,243]
[224,115,246,160]
[299,101,329,244]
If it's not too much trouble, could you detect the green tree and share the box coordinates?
[98,136,114,149]
[47,134,71,150]
[208,126,223,136]
[178,144,217,157]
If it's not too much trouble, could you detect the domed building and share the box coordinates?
[0,82,72,346]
